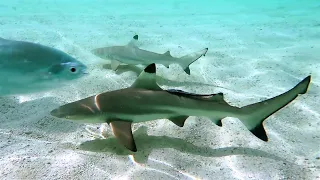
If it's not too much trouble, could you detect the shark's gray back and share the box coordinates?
[104,45,177,66]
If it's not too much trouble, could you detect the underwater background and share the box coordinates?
[0,0,319,179]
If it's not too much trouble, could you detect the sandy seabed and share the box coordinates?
[0,0,319,179]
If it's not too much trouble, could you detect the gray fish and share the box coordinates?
[91,35,208,75]
[0,37,87,96]
[50,63,311,152]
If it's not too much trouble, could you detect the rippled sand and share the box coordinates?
[0,0,319,179]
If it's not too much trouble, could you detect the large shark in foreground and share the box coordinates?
[50,64,311,152]
[0,37,87,96]
[91,35,208,75]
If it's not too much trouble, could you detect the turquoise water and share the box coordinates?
[0,0,319,179]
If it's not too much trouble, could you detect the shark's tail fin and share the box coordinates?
[237,76,311,141]
[178,48,208,75]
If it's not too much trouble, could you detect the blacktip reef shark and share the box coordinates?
[0,37,87,96]
[50,63,311,152]
[91,35,208,75]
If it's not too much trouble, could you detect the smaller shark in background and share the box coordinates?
[50,63,311,152]
[91,35,208,75]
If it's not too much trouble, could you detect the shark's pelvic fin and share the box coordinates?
[111,60,120,70]
[130,63,162,90]
[239,75,311,141]
[210,118,223,127]
[110,120,137,152]
[127,34,139,47]
[168,116,189,127]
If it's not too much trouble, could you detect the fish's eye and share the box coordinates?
[70,67,77,73]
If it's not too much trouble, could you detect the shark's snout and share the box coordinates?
[50,108,64,118]
[90,49,99,56]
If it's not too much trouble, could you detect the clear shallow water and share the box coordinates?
[0,0,319,179]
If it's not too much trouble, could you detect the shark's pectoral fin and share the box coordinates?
[109,121,137,152]
[130,63,162,90]
[168,116,189,127]
[111,60,120,71]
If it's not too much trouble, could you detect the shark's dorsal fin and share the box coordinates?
[127,34,139,47]
[130,63,162,90]
[163,50,171,57]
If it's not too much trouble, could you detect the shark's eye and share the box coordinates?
[70,67,77,73]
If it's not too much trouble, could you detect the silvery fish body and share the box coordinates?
[0,37,87,96]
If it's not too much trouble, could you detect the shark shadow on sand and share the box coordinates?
[79,126,292,164]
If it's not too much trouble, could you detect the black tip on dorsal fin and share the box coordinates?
[133,34,138,40]
[144,63,156,73]
[164,50,171,56]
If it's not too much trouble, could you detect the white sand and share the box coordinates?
[0,0,319,179]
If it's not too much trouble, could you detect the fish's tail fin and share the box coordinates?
[237,76,311,141]
[178,48,208,75]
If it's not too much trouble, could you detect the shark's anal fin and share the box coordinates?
[109,120,137,152]
[168,116,189,127]
[111,60,120,71]
[131,63,162,90]
[250,123,268,141]
[184,67,191,75]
